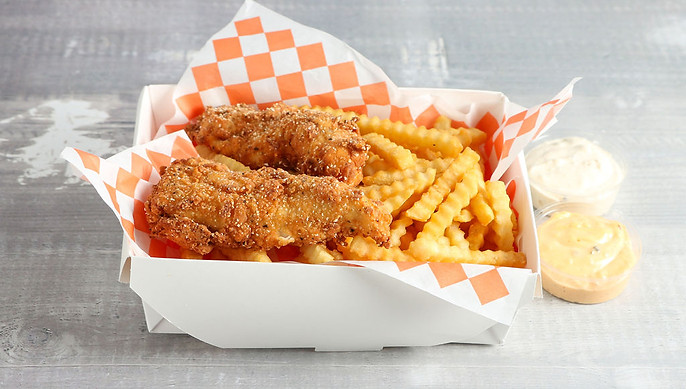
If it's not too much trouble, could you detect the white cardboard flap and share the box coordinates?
[130,257,519,350]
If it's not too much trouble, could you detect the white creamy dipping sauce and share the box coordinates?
[525,136,624,213]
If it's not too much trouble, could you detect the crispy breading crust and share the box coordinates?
[144,157,391,254]
[184,103,369,186]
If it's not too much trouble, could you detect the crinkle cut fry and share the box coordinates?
[405,148,480,222]
[362,133,416,169]
[485,180,516,251]
[406,238,526,268]
[343,236,415,262]
[413,159,482,240]
[433,115,487,149]
[306,106,465,158]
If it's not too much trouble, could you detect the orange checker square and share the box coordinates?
[116,168,140,198]
[74,148,100,173]
[175,92,205,120]
[414,105,440,128]
[428,262,468,289]
[145,149,172,174]
[171,135,198,160]
[297,43,327,71]
[266,29,295,51]
[390,105,413,124]
[533,107,557,139]
[192,63,223,92]
[328,61,359,90]
[469,268,510,305]
[504,110,526,126]
[395,261,424,272]
[213,37,243,62]
[341,104,367,116]
[517,111,539,137]
[130,153,153,181]
[235,16,264,36]
[307,92,338,109]
[244,52,275,81]
[164,123,188,134]
[501,136,516,159]
[276,72,307,100]
[361,82,390,106]
[133,199,150,234]
[120,217,136,242]
[492,131,505,160]
[476,112,500,138]
[103,182,120,214]
[225,83,256,105]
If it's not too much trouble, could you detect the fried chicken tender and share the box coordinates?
[145,157,391,255]
[184,103,369,186]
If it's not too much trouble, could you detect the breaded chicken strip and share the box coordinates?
[145,157,391,255]
[184,103,368,186]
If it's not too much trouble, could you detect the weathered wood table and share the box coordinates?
[1,0,684,387]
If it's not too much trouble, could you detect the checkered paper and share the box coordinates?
[157,0,577,180]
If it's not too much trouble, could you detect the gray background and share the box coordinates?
[1,0,684,387]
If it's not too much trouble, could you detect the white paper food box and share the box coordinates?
[114,84,542,351]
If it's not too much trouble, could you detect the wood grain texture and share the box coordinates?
[1,0,684,387]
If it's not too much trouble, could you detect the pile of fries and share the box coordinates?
[191,107,526,268]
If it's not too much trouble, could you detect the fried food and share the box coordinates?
[184,103,369,186]
[145,157,391,255]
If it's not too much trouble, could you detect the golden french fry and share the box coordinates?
[399,223,417,250]
[219,247,272,263]
[180,248,204,260]
[454,208,473,223]
[342,236,415,262]
[195,144,214,159]
[363,153,393,177]
[389,216,413,247]
[363,133,415,169]
[194,144,250,171]
[433,115,487,149]
[356,116,464,157]
[414,148,442,160]
[466,222,488,250]
[432,115,453,131]
[417,157,455,174]
[469,190,495,226]
[363,163,430,186]
[211,154,250,172]
[445,222,469,249]
[405,238,526,267]
[207,248,229,260]
[484,180,515,251]
[415,164,483,240]
[363,167,436,203]
[300,244,339,264]
[405,148,480,222]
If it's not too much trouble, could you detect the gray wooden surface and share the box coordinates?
[1,0,684,387]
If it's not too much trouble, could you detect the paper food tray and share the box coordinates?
[114,84,540,350]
